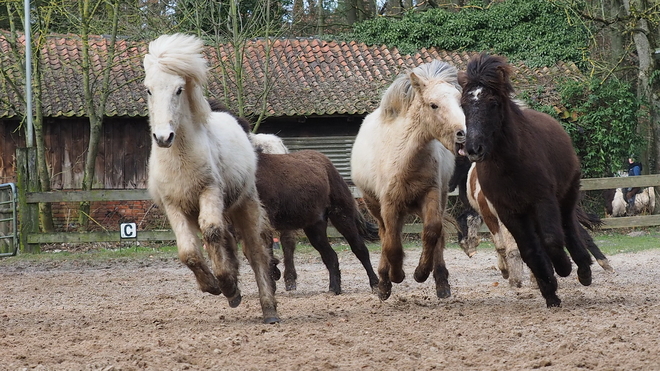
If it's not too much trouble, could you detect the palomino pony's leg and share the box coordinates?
[364,194,404,301]
[413,188,451,299]
[279,230,299,291]
[328,212,379,291]
[229,197,279,324]
[503,215,560,307]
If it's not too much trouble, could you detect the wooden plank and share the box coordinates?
[26,189,151,203]
[600,215,660,229]
[580,174,660,190]
[27,230,175,244]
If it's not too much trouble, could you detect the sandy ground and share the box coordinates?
[1,241,659,371]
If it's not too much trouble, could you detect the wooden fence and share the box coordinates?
[17,173,660,251]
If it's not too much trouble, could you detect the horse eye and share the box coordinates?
[176,87,183,95]
[146,89,151,96]
[430,103,439,109]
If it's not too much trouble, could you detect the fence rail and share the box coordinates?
[17,174,660,249]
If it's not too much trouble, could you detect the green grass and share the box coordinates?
[1,228,658,266]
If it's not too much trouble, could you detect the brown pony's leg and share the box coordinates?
[533,198,572,278]
[164,204,222,296]
[303,221,342,294]
[230,197,279,324]
[280,230,298,291]
[328,209,379,291]
[414,188,451,299]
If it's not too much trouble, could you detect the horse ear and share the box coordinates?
[409,72,426,93]
[143,54,155,71]
[457,71,467,88]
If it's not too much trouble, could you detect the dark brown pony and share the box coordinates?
[461,53,605,307]
[255,149,379,294]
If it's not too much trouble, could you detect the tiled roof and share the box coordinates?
[0,34,581,119]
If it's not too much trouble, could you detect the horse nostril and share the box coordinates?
[456,130,466,142]
[166,132,174,144]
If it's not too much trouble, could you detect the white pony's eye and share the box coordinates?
[176,87,183,95]
[146,89,151,96]
[430,103,439,109]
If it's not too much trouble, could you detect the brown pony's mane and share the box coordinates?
[207,98,251,133]
[464,54,524,120]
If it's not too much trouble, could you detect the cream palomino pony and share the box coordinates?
[143,34,279,324]
[351,60,466,301]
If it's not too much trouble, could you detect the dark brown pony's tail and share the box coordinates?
[356,211,380,242]
[575,206,614,272]
[576,206,604,231]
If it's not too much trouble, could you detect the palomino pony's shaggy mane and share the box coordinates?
[381,60,462,121]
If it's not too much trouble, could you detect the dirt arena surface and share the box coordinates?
[1,242,659,371]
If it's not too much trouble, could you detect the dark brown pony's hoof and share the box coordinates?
[271,266,282,281]
[227,292,242,308]
[263,316,281,324]
[597,258,614,273]
[545,297,561,308]
[577,266,592,286]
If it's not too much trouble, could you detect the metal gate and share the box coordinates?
[0,183,18,257]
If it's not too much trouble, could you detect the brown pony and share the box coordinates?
[254,145,379,294]
[461,53,606,307]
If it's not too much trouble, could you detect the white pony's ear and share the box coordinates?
[409,72,427,93]
[143,54,155,71]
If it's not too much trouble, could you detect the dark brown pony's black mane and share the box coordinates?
[207,98,252,134]
[465,54,523,118]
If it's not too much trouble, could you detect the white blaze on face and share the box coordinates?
[469,87,482,101]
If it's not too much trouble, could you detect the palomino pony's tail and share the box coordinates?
[355,211,380,242]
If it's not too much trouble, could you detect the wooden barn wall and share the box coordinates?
[1,115,363,189]
[1,117,150,189]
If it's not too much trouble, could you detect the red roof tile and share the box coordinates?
[0,34,580,119]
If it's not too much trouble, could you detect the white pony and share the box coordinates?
[143,34,279,324]
[351,60,466,300]
[249,133,290,154]
[609,187,656,217]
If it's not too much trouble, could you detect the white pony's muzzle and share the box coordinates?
[153,129,175,148]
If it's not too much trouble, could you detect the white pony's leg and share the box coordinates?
[164,203,221,295]
[499,222,524,288]
[198,187,241,305]
[229,195,279,324]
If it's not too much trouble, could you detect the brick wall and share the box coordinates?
[50,200,169,232]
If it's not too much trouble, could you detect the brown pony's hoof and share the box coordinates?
[436,286,451,299]
[263,316,281,324]
[378,280,392,301]
[597,258,614,273]
[227,292,242,308]
[413,266,430,283]
[271,266,282,281]
[285,280,297,291]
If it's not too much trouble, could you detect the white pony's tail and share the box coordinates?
[249,133,289,154]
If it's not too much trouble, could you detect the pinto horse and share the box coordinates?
[351,60,466,300]
[461,53,606,307]
[250,134,379,294]
[143,34,279,323]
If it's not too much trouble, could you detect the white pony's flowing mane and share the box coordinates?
[380,60,461,121]
[144,34,211,120]
[145,33,208,86]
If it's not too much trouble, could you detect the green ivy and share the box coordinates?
[523,78,642,178]
[344,0,589,68]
